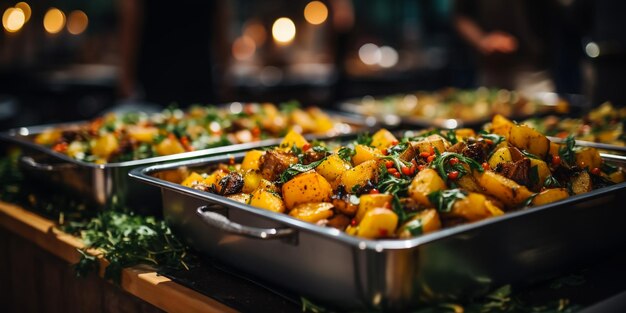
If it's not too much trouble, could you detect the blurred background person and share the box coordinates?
[453,0,557,97]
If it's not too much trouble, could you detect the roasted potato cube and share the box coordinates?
[455,128,477,141]
[397,209,441,238]
[241,150,265,171]
[357,208,398,239]
[34,129,62,145]
[488,147,513,170]
[250,188,286,213]
[509,124,550,159]
[605,170,625,183]
[282,171,333,209]
[93,133,120,159]
[316,154,351,182]
[242,170,263,193]
[289,202,334,223]
[279,129,309,151]
[571,171,592,195]
[155,136,185,156]
[307,107,334,133]
[474,171,533,208]
[352,144,382,165]
[575,147,602,170]
[447,192,504,222]
[356,194,393,223]
[408,168,446,207]
[411,135,448,155]
[531,188,569,206]
[227,193,252,204]
[181,172,204,188]
[371,129,398,149]
[290,109,317,133]
[127,126,159,143]
[529,158,551,190]
[491,114,514,138]
[340,159,379,191]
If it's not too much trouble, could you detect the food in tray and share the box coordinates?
[33,102,350,164]
[348,87,568,123]
[179,114,624,240]
[524,102,626,147]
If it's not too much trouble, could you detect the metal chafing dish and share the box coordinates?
[0,110,367,212]
[130,151,626,311]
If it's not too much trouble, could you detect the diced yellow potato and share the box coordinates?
[357,208,398,239]
[289,202,334,223]
[605,170,625,184]
[574,147,602,170]
[282,171,333,210]
[474,171,533,208]
[411,135,447,155]
[397,209,441,238]
[491,114,514,138]
[242,170,263,193]
[529,158,550,190]
[66,141,86,158]
[203,169,228,188]
[488,147,513,170]
[448,192,503,222]
[356,194,393,223]
[227,193,252,204]
[352,144,382,165]
[371,129,398,149]
[241,150,265,171]
[92,133,120,159]
[316,154,351,182]
[455,128,476,141]
[181,172,204,188]
[127,125,159,143]
[279,129,309,151]
[509,124,550,159]
[456,172,484,193]
[290,109,317,133]
[408,168,446,207]
[307,108,334,133]
[340,159,379,191]
[531,188,569,206]
[155,136,185,156]
[548,142,561,157]
[250,189,286,213]
[34,129,62,145]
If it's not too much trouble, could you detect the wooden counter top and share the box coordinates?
[0,201,237,313]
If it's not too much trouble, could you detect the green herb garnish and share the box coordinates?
[558,135,576,165]
[279,157,327,183]
[427,189,467,213]
[337,147,355,162]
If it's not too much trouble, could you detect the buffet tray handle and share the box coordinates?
[196,206,296,240]
[19,156,78,171]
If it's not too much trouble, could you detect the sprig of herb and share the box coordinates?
[432,152,484,185]
[427,189,467,213]
[356,132,373,146]
[544,175,561,188]
[558,135,576,165]
[337,147,355,162]
[279,157,327,183]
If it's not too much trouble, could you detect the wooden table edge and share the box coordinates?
[0,201,238,313]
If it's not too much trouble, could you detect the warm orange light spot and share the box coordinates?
[272,17,296,44]
[232,36,256,61]
[244,21,267,46]
[3,8,26,33]
[304,1,328,25]
[43,8,65,34]
[15,2,31,22]
[67,10,88,35]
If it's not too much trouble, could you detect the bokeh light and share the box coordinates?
[43,8,66,34]
[3,8,25,33]
[15,2,31,22]
[244,20,267,46]
[272,17,296,44]
[304,1,328,25]
[232,36,256,61]
[379,46,399,68]
[358,43,381,65]
[67,10,88,35]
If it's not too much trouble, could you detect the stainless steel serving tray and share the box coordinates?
[130,152,626,311]
[0,111,367,212]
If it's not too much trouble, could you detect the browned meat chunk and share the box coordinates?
[399,144,417,162]
[326,214,351,230]
[447,142,467,154]
[218,172,244,195]
[496,158,531,187]
[259,150,298,181]
[302,149,329,165]
[462,141,490,163]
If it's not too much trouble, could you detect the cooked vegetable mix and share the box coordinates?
[33,102,350,164]
[179,115,624,239]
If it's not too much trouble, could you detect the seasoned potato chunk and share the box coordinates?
[488,147,513,170]
[241,150,265,171]
[356,194,393,223]
[181,172,204,188]
[93,133,121,159]
[282,171,333,209]
[155,136,185,156]
[340,160,379,191]
[289,202,334,223]
[474,171,533,208]
[279,129,309,151]
[447,192,504,222]
[352,144,382,165]
[242,170,263,193]
[371,129,398,149]
[529,158,551,190]
[531,188,569,206]
[408,168,446,207]
[397,209,441,238]
[491,114,514,138]
[316,154,351,182]
[509,124,550,159]
[250,188,286,213]
[574,147,602,170]
[227,193,252,204]
[357,208,398,239]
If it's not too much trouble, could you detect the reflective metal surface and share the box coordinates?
[130,152,626,311]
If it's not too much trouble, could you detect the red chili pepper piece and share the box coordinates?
[419,152,431,158]
[350,219,357,226]
[417,164,426,171]
[369,188,380,194]
[401,166,412,176]
[551,155,561,167]
[482,162,490,171]
[391,140,399,146]
[484,139,493,145]
[381,149,389,156]
[378,229,389,237]
[387,167,398,174]
[392,172,402,178]
[591,167,601,175]
[449,157,459,166]
[302,143,312,151]
[427,155,435,163]
[251,127,261,137]
[385,160,394,168]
